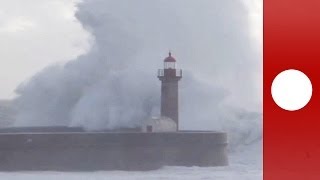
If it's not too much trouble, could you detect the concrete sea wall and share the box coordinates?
[0,131,228,171]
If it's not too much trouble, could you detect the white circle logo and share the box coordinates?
[271,69,313,111]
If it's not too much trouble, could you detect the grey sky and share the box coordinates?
[0,0,90,99]
[0,0,261,99]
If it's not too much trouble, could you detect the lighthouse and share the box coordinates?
[0,52,229,171]
[158,52,182,131]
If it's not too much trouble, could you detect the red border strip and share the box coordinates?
[264,0,320,179]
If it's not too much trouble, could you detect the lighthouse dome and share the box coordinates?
[164,52,176,62]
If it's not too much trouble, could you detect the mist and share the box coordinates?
[13,0,262,150]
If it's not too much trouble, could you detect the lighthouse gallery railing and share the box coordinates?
[158,69,182,77]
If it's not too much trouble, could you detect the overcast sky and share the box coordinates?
[0,0,262,99]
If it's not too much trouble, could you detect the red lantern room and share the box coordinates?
[164,52,176,69]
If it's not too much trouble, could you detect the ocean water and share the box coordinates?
[0,167,261,180]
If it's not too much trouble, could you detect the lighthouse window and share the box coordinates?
[165,62,176,69]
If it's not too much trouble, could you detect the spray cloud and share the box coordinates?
[13,0,262,148]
